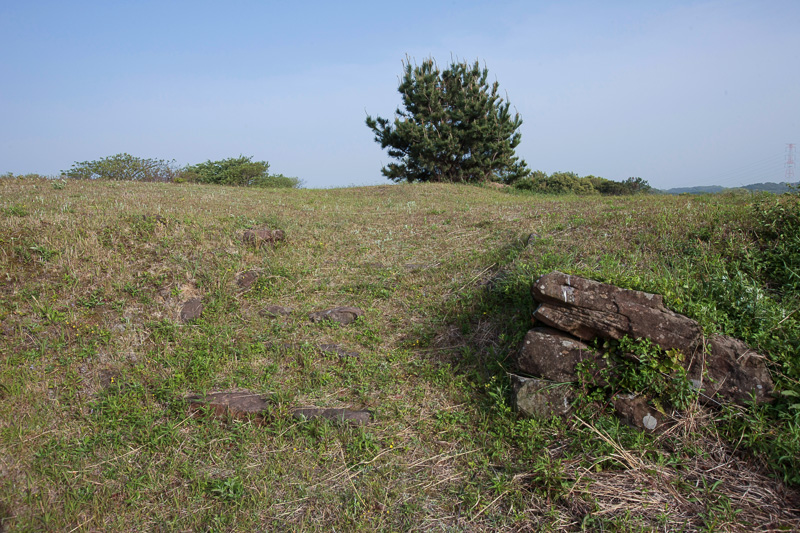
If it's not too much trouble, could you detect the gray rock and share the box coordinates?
[688,335,774,405]
[511,374,575,419]
[525,272,774,409]
[309,306,364,325]
[518,327,602,382]
[180,298,203,323]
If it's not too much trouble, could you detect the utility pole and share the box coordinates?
[787,143,796,182]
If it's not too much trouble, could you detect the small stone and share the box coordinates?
[642,413,658,430]
[180,298,203,323]
[236,270,259,290]
[612,394,666,432]
[308,306,364,325]
[291,407,371,425]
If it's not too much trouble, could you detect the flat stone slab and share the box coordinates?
[186,391,271,422]
[291,407,371,425]
[242,228,285,248]
[532,271,702,353]
[180,298,204,323]
[518,327,602,382]
[511,374,575,419]
[260,305,294,318]
[236,270,259,290]
[186,391,372,427]
[308,306,364,325]
[689,335,773,405]
[318,343,360,359]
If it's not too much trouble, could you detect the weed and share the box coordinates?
[3,203,28,216]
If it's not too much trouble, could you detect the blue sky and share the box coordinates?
[1,0,798,189]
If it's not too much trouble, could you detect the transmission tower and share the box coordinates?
[787,143,796,182]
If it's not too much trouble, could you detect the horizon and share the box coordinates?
[2,1,798,190]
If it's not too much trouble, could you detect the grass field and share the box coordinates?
[1,177,799,531]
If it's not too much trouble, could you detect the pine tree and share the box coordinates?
[366,57,530,184]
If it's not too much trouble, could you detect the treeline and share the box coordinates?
[510,171,651,196]
[2,154,301,188]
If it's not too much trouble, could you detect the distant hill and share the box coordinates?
[662,181,798,195]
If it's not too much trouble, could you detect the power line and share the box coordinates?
[698,153,786,187]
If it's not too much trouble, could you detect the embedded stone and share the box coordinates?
[243,228,285,247]
[186,391,271,422]
[260,305,294,318]
[236,270,259,290]
[511,374,575,419]
[308,306,364,325]
[612,394,667,432]
[291,407,371,425]
[270,342,358,359]
[318,344,360,359]
[180,298,203,323]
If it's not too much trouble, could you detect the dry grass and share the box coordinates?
[0,177,798,531]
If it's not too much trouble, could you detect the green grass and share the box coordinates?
[1,177,799,531]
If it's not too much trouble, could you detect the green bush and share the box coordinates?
[181,156,300,188]
[251,173,301,189]
[2,172,52,180]
[512,171,652,196]
[751,192,800,295]
[61,154,177,182]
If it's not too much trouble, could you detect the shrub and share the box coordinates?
[751,192,800,295]
[513,171,596,195]
[61,154,177,182]
[181,156,300,188]
[1,172,52,180]
[512,171,652,196]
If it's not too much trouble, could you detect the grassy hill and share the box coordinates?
[2,177,799,530]
[664,181,798,195]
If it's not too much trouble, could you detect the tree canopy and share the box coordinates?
[366,57,530,184]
